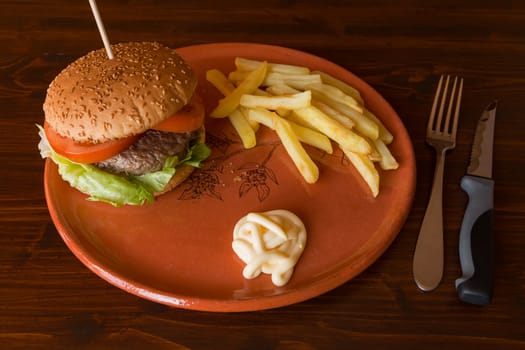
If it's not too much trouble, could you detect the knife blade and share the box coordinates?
[455,100,497,305]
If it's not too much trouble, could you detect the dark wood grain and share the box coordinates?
[1,0,524,348]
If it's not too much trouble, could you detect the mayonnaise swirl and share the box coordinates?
[232,209,307,286]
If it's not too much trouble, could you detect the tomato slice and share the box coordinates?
[153,94,205,133]
[44,122,139,164]
[44,94,204,164]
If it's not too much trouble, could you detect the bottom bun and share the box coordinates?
[154,125,206,197]
[154,164,195,197]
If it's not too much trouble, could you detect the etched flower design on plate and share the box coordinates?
[177,130,281,202]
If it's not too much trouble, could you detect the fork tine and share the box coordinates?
[427,75,444,134]
[435,75,451,133]
[444,76,458,134]
[451,78,463,139]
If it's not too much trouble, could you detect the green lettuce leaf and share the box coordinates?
[37,125,210,207]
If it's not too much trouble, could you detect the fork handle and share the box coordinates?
[413,149,446,291]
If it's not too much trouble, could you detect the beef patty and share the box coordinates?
[95,129,198,176]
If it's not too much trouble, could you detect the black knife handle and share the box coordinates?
[455,175,494,305]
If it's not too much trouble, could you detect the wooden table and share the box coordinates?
[1,1,524,348]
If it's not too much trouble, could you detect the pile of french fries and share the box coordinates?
[205,57,398,197]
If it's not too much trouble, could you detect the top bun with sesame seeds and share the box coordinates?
[43,41,197,143]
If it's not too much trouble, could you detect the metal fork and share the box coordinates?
[413,75,463,292]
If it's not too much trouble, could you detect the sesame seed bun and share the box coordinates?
[43,42,197,143]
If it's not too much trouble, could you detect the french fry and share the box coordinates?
[206,69,260,136]
[253,89,285,116]
[254,88,271,96]
[342,148,380,197]
[235,57,310,75]
[229,71,322,90]
[273,115,319,184]
[364,136,382,162]
[264,73,322,90]
[237,106,257,128]
[228,69,251,82]
[252,88,290,116]
[245,107,276,129]
[206,69,235,95]
[246,108,333,154]
[291,106,372,155]
[365,108,394,144]
[240,91,311,110]
[312,70,364,105]
[310,90,379,140]
[266,83,301,96]
[291,121,333,154]
[211,61,268,118]
[311,99,355,130]
[307,83,363,113]
[374,138,399,170]
[264,84,298,117]
[229,109,257,149]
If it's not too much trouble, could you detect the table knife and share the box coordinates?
[455,101,497,305]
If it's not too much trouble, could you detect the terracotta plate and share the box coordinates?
[44,43,416,312]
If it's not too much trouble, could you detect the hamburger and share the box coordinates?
[38,42,210,206]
